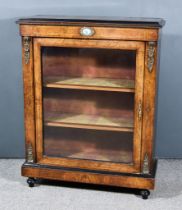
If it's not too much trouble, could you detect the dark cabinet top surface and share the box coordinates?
[17,15,165,28]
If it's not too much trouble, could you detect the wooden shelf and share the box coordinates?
[44,112,134,132]
[43,76,135,92]
[44,138,133,163]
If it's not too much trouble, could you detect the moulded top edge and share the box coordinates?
[16,15,165,28]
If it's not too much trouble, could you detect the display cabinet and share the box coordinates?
[17,16,165,199]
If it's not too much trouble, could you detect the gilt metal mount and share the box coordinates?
[142,153,149,174]
[24,36,30,64]
[27,143,33,163]
[138,101,142,120]
[147,41,155,72]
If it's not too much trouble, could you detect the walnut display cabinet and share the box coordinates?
[17,16,165,199]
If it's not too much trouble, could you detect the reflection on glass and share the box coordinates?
[41,46,136,164]
[44,127,133,163]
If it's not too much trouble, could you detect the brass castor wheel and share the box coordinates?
[27,177,36,187]
[140,189,150,199]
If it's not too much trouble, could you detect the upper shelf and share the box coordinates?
[43,76,135,93]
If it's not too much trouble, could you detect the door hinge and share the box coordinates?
[142,153,149,174]
[23,36,30,64]
[27,143,34,163]
[147,41,155,73]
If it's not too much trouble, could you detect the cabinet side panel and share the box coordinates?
[22,37,36,162]
[141,41,158,174]
[153,29,162,158]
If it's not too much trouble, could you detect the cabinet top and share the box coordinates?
[17,15,165,28]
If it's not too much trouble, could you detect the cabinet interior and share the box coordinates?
[41,46,136,164]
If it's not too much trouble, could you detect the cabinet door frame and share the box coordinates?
[33,38,145,173]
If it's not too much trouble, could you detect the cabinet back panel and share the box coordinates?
[43,88,134,119]
[42,47,136,80]
[44,126,133,164]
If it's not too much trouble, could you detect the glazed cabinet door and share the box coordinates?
[33,38,145,173]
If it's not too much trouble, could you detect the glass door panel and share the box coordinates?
[43,88,134,163]
[42,47,136,92]
[43,88,134,132]
[44,127,133,164]
[34,38,144,173]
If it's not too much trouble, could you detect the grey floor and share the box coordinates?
[0,159,182,210]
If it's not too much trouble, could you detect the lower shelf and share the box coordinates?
[44,126,133,164]
[44,112,134,132]
[43,76,135,92]
[44,139,133,163]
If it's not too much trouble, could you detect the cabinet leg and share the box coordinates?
[27,177,36,187]
[140,189,150,199]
